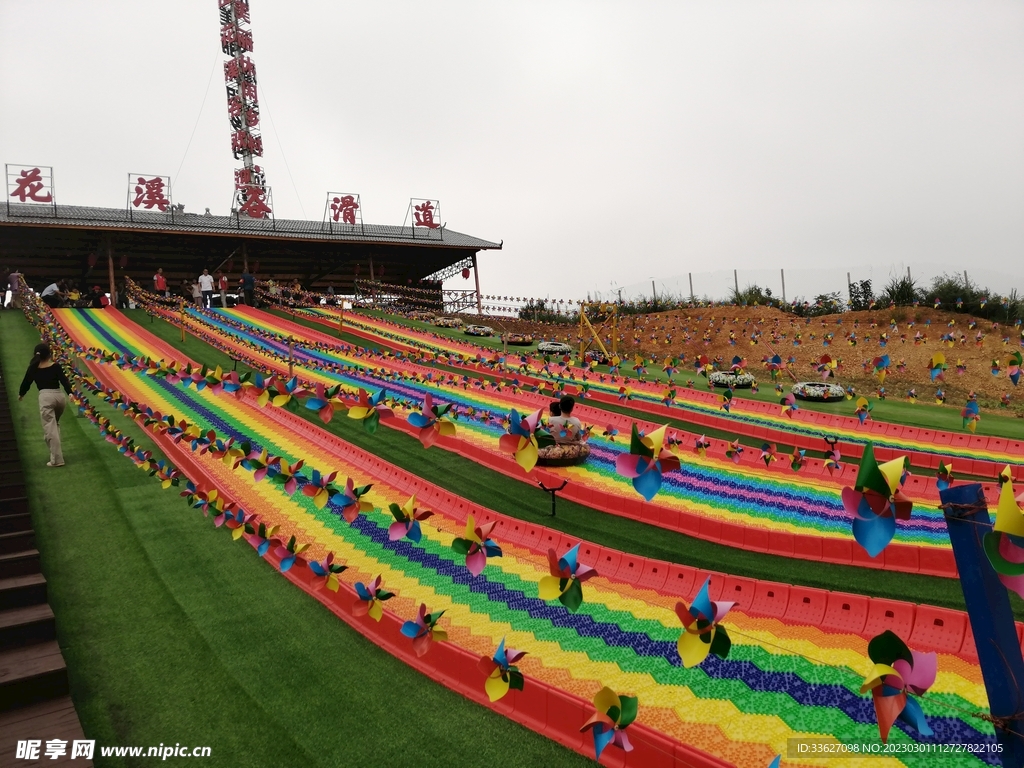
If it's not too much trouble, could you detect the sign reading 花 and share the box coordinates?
[128,173,172,213]
[6,164,55,207]
[407,198,441,231]
[323,192,362,229]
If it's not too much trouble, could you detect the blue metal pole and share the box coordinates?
[941,483,1024,767]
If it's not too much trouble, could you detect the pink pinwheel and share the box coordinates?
[758,443,777,468]
[407,393,457,448]
[269,459,305,496]
[538,543,597,612]
[400,603,447,657]
[245,521,281,557]
[478,638,527,702]
[615,424,681,501]
[337,478,374,523]
[353,575,393,622]
[780,393,798,418]
[451,515,502,576]
[498,408,554,473]
[387,495,434,543]
[222,508,257,538]
[725,439,743,464]
[308,552,348,592]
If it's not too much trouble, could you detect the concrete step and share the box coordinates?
[0,603,56,650]
[0,641,69,712]
[0,574,47,611]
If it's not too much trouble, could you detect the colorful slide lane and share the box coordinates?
[182,307,956,564]
[54,308,998,767]
[303,307,1024,478]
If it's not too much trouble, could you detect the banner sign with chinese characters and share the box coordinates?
[407,198,441,231]
[6,164,55,210]
[323,192,362,230]
[127,173,172,215]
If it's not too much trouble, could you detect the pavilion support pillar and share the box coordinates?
[472,253,482,315]
[106,237,116,306]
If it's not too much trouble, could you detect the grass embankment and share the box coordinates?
[124,309,1018,617]
[0,311,591,768]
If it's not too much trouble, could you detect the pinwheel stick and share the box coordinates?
[538,479,569,517]
[939,483,1024,761]
[288,337,295,377]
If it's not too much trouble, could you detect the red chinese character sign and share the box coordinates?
[234,167,272,220]
[127,174,172,213]
[6,164,54,206]
[406,198,442,231]
[220,0,271,217]
[323,192,362,229]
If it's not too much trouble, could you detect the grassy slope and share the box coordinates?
[0,311,591,768]
[352,309,1024,438]
[123,310,1019,617]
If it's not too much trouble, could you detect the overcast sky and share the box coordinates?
[2,1,1022,300]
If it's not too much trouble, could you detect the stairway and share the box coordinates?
[0,363,91,765]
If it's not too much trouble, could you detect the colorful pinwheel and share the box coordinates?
[780,393,798,418]
[860,631,936,742]
[961,399,981,433]
[387,495,434,543]
[406,392,457,448]
[337,478,374,523]
[538,543,597,612]
[347,388,393,433]
[936,460,954,491]
[478,638,527,702]
[451,515,502,576]
[353,575,393,622]
[790,447,806,472]
[246,521,280,557]
[841,443,912,557]
[400,603,447,657]
[615,424,681,501]
[928,353,946,382]
[719,387,733,412]
[982,467,1024,599]
[498,408,554,473]
[269,459,304,496]
[674,577,734,668]
[725,439,743,464]
[758,443,777,468]
[580,687,637,759]
[694,435,711,457]
[308,552,348,592]
[816,355,837,380]
[274,535,310,572]
[301,469,340,509]
[302,382,346,423]
[854,396,873,425]
[1009,351,1022,387]
[872,355,891,384]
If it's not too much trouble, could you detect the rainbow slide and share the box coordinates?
[53,307,997,767]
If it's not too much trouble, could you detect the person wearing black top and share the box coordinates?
[18,343,72,467]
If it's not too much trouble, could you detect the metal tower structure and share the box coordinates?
[219,0,272,219]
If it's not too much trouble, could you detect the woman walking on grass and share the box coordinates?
[18,343,72,467]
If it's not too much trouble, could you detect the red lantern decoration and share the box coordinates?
[87,253,97,267]
[462,268,471,279]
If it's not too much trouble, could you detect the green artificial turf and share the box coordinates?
[355,308,1024,438]
[0,312,592,768]
[117,310,1022,618]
